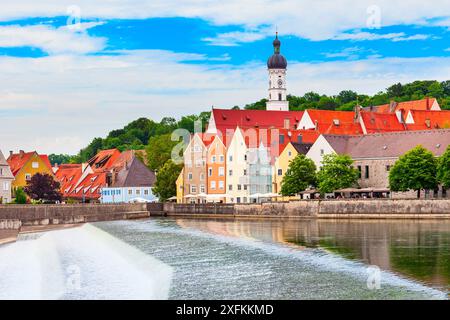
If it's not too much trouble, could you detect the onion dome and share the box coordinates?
[267,33,287,69]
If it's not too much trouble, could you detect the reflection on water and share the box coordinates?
[93,218,448,299]
[174,218,450,293]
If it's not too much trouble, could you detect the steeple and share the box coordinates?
[266,33,289,111]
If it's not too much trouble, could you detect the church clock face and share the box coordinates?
[277,79,283,87]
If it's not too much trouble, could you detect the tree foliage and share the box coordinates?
[145,134,178,171]
[317,154,359,194]
[24,173,62,203]
[437,145,450,189]
[389,145,438,198]
[14,187,27,204]
[152,160,182,202]
[280,154,317,196]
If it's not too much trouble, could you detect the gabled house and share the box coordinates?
[7,150,53,190]
[101,156,156,203]
[206,135,227,202]
[183,133,209,203]
[273,142,312,196]
[0,150,14,203]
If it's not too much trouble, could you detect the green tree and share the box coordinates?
[337,90,358,104]
[146,134,178,171]
[389,145,438,198]
[280,154,317,196]
[48,154,75,165]
[437,146,450,189]
[152,160,182,202]
[14,187,27,204]
[317,154,359,194]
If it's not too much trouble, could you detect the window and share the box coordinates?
[136,189,141,195]
[386,165,391,172]
[237,185,242,191]
[200,184,205,193]
[0,168,3,176]
[229,155,233,162]
[208,168,213,177]
[228,169,233,176]
[188,173,193,181]
[244,154,247,161]
[236,197,241,203]
[195,159,203,167]
[211,156,216,163]
[190,185,197,193]
[210,181,216,190]
[128,189,133,195]
[219,181,224,190]
[32,162,39,169]
[219,155,224,163]
[228,185,233,191]
[279,135,285,144]
[144,189,149,195]
[218,167,224,176]
[3,182,9,191]
[25,173,31,181]
[278,93,282,101]
[365,165,370,179]
[243,169,247,176]
[288,151,292,157]
[357,166,362,179]
[243,184,247,191]
[320,149,324,156]
[278,169,283,176]
[200,173,205,181]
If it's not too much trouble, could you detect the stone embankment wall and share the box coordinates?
[165,199,450,218]
[0,203,149,229]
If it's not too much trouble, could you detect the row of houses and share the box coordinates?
[0,148,156,204]
[177,100,450,203]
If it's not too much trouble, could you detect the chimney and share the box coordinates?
[426,97,430,110]
[19,150,24,158]
[9,151,13,157]
[314,120,318,131]
[353,105,360,122]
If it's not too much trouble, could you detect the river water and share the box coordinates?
[0,217,449,299]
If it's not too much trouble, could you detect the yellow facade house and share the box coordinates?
[7,150,54,190]
[273,142,313,200]
[176,168,184,203]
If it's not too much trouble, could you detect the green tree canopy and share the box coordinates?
[152,160,182,202]
[145,134,178,171]
[437,145,450,189]
[317,154,359,194]
[14,187,27,204]
[389,145,438,198]
[280,154,317,196]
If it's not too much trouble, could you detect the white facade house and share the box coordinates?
[0,150,14,204]
[226,128,250,203]
[305,134,339,169]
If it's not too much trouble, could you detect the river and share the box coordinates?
[0,217,449,299]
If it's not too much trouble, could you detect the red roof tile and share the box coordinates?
[371,98,439,113]
[360,111,406,133]
[406,110,450,130]
[7,151,52,176]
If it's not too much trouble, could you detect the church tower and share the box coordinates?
[266,33,289,111]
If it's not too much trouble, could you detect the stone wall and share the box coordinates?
[0,203,149,228]
[164,199,450,218]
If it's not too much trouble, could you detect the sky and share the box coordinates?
[2,1,450,154]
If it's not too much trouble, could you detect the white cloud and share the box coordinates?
[0,23,106,54]
[1,49,450,154]
[203,30,270,46]
[0,1,448,40]
[333,32,430,42]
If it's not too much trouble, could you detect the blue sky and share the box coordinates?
[1,1,450,154]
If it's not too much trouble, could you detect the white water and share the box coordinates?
[0,224,173,300]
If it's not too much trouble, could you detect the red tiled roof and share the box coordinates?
[7,151,52,176]
[67,172,106,200]
[360,111,406,133]
[209,108,304,135]
[54,164,84,197]
[87,149,122,172]
[406,110,450,130]
[372,98,438,113]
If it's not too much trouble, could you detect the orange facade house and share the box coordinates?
[206,135,226,200]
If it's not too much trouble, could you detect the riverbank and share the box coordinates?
[164,199,450,219]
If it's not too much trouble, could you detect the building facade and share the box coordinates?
[7,150,53,190]
[183,134,208,203]
[0,150,14,203]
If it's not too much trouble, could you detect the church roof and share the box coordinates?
[267,33,287,69]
